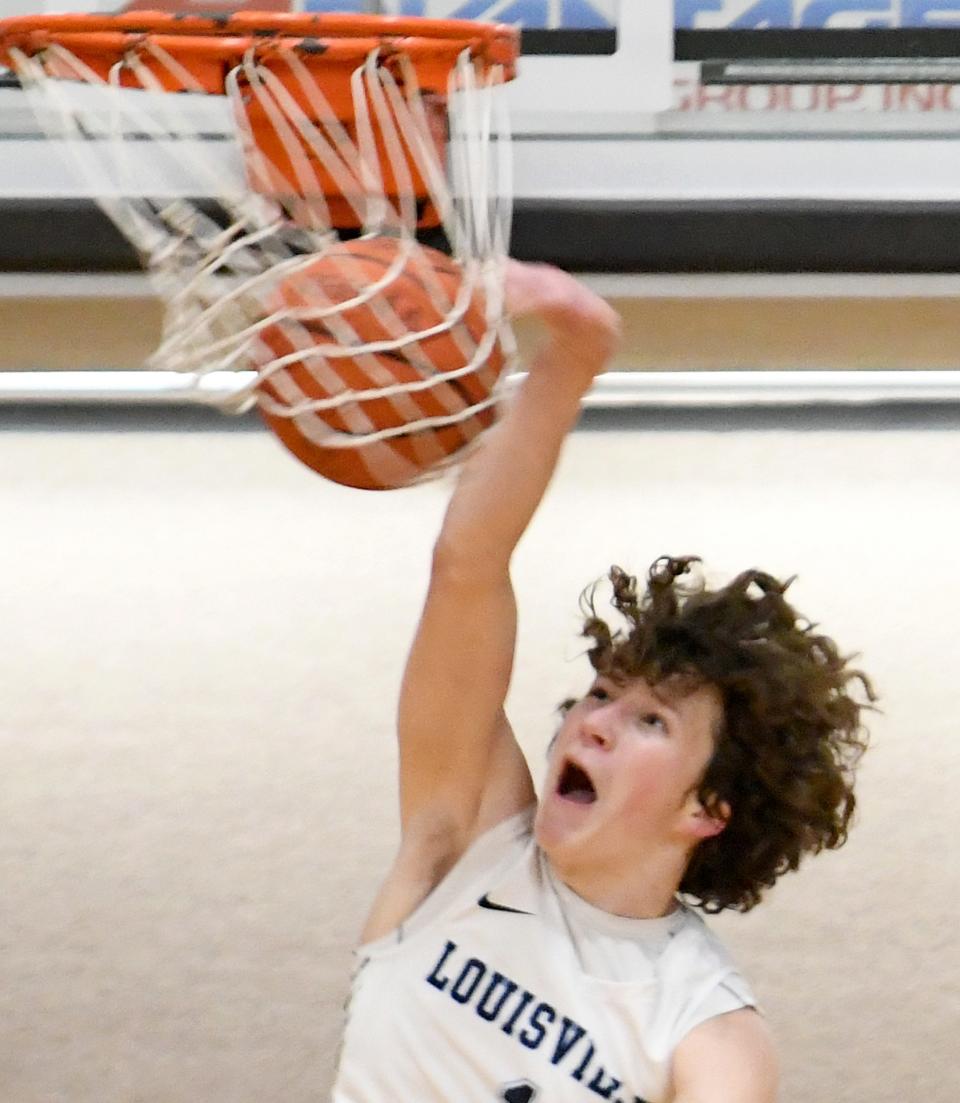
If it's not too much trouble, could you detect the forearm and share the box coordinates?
[435,363,586,571]
[435,264,620,574]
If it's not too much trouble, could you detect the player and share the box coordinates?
[331,261,873,1103]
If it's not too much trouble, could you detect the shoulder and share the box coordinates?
[662,909,756,1005]
[654,910,761,1069]
[671,1008,779,1103]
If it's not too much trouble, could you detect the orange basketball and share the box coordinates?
[254,236,507,490]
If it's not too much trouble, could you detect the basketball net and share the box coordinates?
[3,14,516,467]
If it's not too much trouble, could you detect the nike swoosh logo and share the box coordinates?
[478,894,533,916]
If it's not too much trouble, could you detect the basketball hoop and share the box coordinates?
[0,12,519,488]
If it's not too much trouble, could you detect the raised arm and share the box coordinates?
[361,263,621,940]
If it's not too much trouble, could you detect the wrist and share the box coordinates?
[522,336,613,396]
[505,262,623,372]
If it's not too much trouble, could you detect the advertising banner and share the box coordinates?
[676,2,960,28]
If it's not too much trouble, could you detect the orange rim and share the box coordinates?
[0,11,520,77]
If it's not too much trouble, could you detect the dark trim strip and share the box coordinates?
[509,199,960,274]
[676,28,960,61]
[5,198,960,274]
[521,28,617,56]
[0,199,142,273]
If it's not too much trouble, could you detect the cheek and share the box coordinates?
[616,745,687,810]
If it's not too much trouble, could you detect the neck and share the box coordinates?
[547,846,688,920]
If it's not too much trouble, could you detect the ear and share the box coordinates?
[688,797,731,841]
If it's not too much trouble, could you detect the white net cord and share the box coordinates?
[7,31,515,446]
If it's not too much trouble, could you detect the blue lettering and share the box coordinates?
[518,1001,556,1050]
[421,940,645,1099]
[451,958,486,1004]
[728,0,794,27]
[675,0,724,28]
[902,0,960,26]
[550,1017,587,1065]
[476,972,519,1022]
[425,940,457,992]
[800,1,893,26]
[588,1066,624,1100]
[501,990,535,1036]
[674,1,960,29]
[572,1041,595,1081]
[447,0,535,20]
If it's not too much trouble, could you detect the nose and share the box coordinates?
[580,703,615,748]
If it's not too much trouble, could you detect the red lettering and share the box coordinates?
[825,85,865,110]
[897,84,949,111]
[674,77,694,112]
[695,83,749,111]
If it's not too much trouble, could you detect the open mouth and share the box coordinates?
[557,760,597,805]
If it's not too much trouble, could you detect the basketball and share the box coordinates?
[254,236,508,490]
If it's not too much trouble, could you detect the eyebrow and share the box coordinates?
[598,677,681,723]
[646,685,681,723]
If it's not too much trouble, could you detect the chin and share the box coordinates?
[533,799,579,861]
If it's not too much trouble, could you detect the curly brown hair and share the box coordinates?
[574,556,876,913]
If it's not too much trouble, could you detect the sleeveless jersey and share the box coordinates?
[332,808,756,1103]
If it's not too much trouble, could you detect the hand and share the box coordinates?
[504,260,622,383]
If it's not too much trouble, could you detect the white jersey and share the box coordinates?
[333,808,756,1103]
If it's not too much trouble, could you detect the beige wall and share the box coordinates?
[0,296,163,372]
[4,291,960,372]
[608,296,960,371]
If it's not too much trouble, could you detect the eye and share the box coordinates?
[586,684,610,701]
[637,712,668,733]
